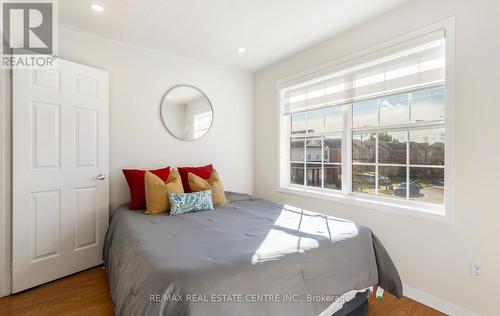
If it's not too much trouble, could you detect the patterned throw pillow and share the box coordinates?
[168,190,214,215]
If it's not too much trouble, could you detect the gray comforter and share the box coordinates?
[104,192,402,316]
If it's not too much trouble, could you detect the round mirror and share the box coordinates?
[160,85,213,141]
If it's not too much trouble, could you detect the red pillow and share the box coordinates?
[178,164,214,193]
[122,166,170,210]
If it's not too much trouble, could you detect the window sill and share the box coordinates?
[278,186,453,224]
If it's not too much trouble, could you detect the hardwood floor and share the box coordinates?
[0,266,113,316]
[0,266,445,316]
[367,289,445,316]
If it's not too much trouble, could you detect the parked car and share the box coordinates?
[394,180,420,197]
[356,172,392,186]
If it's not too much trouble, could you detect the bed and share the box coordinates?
[104,192,402,316]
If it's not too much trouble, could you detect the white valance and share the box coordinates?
[282,30,446,115]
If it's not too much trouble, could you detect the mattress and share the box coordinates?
[104,192,401,316]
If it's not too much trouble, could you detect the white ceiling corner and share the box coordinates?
[60,0,411,71]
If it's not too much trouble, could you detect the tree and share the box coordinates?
[378,132,394,142]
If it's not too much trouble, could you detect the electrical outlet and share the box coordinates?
[470,263,481,279]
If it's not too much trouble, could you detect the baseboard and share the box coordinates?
[403,284,479,316]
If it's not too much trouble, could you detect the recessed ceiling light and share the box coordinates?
[238,47,247,54]
[90,3,104,12]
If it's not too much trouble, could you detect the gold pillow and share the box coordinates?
[188,170,228,206]
[145,169,184,215]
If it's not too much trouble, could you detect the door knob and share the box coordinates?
[95,174,107,180]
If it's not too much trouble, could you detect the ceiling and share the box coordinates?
[60,0,411,71]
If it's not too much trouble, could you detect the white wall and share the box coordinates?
[253,0,500,315]
[59,29,254,210]
[0,69,12,296]
[164,102,187,139]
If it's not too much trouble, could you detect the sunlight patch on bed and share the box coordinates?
[252,205,359,264]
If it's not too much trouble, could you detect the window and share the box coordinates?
[289,109,343,190]
[193,111,212,138]
[278,24,453,219]
[351,87,445,204]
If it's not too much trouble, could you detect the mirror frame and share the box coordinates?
[160,84,214,142]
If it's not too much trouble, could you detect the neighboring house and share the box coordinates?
[410,141,445,165]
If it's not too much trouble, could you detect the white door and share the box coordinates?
[12,59,109,292]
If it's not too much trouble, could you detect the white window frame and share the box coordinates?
[193,110,212,138]
[276,18,455,223]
